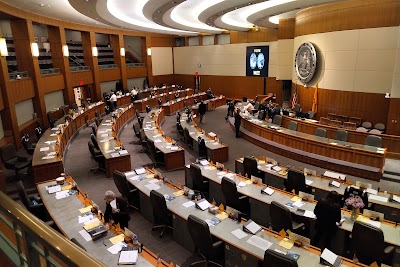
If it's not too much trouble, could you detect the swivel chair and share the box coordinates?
[187,215,224,267]
[221,176,249,216]
[91,124,97,136]
[190,163,209,197]
[139,129,148,153]
[35,126,43,139]
[47,111,56,128]
[0,144,31,179]
[270,201,304,234]
[88,141,105,173]
[183,128,193,148]
[90,133,100,150]
[258,110,266,120]
[365,135,382,148]
[150,190,173,238]
[288,121,298,131]
[21,134,36,155]
[263,249,298,267]
[147,139,164,167]
[315,128,327,138]
[243,156,261,178]
[131,122,141,145]
[284,169,310,194]
[198,137,207,158]
[272,115,283,126]
[335,130,348,142]
[113,170,139,211]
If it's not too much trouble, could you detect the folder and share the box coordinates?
[243,219,262,235]
[118,250,138,265]
[320,248,343,267]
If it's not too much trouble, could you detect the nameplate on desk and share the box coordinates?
[135,168,146,175]
[329,181,341,188]
[320,248,342,267]
[47,185,61,194]
[261,186,274,195]
[243,219,262,235]
[195,199,211,211]
[119,250,138,265]
[323,171,346,181]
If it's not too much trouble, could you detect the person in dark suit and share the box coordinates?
[103,190,130,230]
[225,101,235,121]
[313,191,342,251]
[234,108,241,138]
[199,101,207,124]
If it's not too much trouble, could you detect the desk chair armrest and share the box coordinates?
[18,155,30,162]
[29,203,44,209]
[212,240,224,249]
[292,222,305,230]
[239,195,248,200]
[384,246,395,254]
[128,188,138,194]
[45,220,55,227]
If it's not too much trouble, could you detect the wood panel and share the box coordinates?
[98,68,121,82]
[150,36,176,47]
[39,74,65,94]
[295,0,400,37]
[230,28,278,44]
[278,18,295,40]
[126,66,147,79]
[18,119,39,138]
[152,74,175,87]
[7,78,35,104]
[292,83,390,126]
[69,70,93,87]
[386,98,400,136]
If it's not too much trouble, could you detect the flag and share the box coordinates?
[312,83,318,113]
[291,83,298,109]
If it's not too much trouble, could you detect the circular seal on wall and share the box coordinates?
[294,42,317,84]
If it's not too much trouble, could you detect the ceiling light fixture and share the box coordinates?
[31,43,39,57]
[120,47,125,56]
[147,48,151,56]
[0,38,8,56]
[62,45,69,57]
[92,47,98,57]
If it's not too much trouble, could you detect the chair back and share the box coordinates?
[335,130,348,142]
[365,135,382,147]
[150,190,169,224]
[139,129,147,143]
[87,141,96,159]
[221,177,240,210]
[352,221,385,264]
[263,249,298,267]
[35,126,43,139]
[158,98,162,105]
[374,123,385,131]
[0,144,17,163]
[243,156,258,178]
[90,134,100,150]
[147,140,158,161]
[356,127,368,132]
[254,101,260,110]
[47,112,55,128]
[258,110,266,120]
[187,215,214,254]
[91,125,97,136]
[95,117,101,127]
[314,128,327,138]
[287,169,307,194]
[308,111,315,119]
[21,134,30,150]
[294,104,301,113]
[190,163,206,191]
[133,123,140,137]
[16,180,31,209]
[362,121,372,129]
[198,138,207,158]
[270,201,293,232]
[288,121,297,131]
[272,115,282,126]
[113,171,129,199]
[184,128,192,146]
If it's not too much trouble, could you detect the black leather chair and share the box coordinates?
[21,134,36,155]
[177,122,184,137]
[47,111,56,128]
[131,122,141,145]
[184,128,193,148]
[190,163,208,197]
[95,116,101,127]
[258,110,266,120]
[150,190,172,237]
[270,201,304,234]
[135,110,143,127]
[243,156,261,178]
[263,249,298,267]
[221,176,249,216]
[90,133,100,150]
[35,126,43,139]
[91,124,97,136]
[187,215,224,267]
[352,221,394,266]
[88,141,105,173]
[284,169,310,194]
[147,139,164,167]
[157,98,162,106]
[198,137,207,158]
[113,170,139,211]
[0,144,31,179]
[139,129,148,153]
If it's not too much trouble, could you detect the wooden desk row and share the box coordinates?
[184,162,400,253]
[179,113,229,163]
[133,88,193,112]
[282,115,400,159]
[124,169,367,267]
[32,102,106,183]
[191,95,227,116]
[161,92,206,115]
[37,178,169,266]
[235,156,400,222]
[142,108,185,171]
[96,105,134,177]
[233,109,385,181]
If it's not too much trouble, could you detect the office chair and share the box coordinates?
[157,98,162,106]
[187,215,224,267]
[47,111,56,128]
[335,130,348,142]
[135,110,143,127]
[263,249,298,267]
[88,141,105,173]
[95,116,101,127]
[365,135,382,147]
[146,105,151,113]
[147,139,164,167]
[288,121,298,131]
[314,128,327,138]
[21,134,36,155]
[294,104,301,113]
[131,122,141,145]
[190,163,209,197]
[176,122,184,137]
[139,129,148,153]
[352,221,394,266]
[35,126,43,139]
[254,101,260,110]
[150,190,173,238]
[374,123,385,132]
[198,137,207,158]
[272,115,283,126]
[90,133,100,150]
[0,144,31,179]
[284,169,310,194]
[113,170,139,211]
[71,238,87,252]
[243,156,261,178]
[105,105,110,115]
[183,128,193,148]
[258,110,266,120]
[221,176,249,216]
[362,121,372,129]
[91,124,97,136]
[270,201,305,234]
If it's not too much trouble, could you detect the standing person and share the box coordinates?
[103,190,130,230]
[313,191,342,251]
[110,90,117,111]
[225,101,235,121]
[199,101,207,124]
[234,108,241,138]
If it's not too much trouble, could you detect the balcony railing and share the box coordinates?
[98,64,118,70]
[9,71,29,80]
[70,66,90,72]
[40,68,60,76]
[126,62,145,68]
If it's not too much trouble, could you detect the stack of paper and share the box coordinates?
[246,235,273,251]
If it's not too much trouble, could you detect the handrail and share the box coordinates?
[69,55,83,66]
[70,66,90,72]
[98,64,118,70]
[0,191,105,267]
[126,62,145,68]
[127,45,142,60]
[40,68,60,76]
[9,71,29,80]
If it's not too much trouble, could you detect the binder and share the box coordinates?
[118,249,138,265]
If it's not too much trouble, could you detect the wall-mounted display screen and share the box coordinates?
[246,46,269,77]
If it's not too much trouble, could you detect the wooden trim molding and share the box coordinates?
[278,18,295,40]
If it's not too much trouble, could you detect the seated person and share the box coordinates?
[206,87,215,99]
[131,87,138,101]
[103,190,130,230]
[271,103,281,119]
[244,102,254,113]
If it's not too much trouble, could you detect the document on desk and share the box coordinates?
[293,201,305,208]
[119,250,138,265]
[366,188,378,195]
[78,229,92,241]
[44,141,56,145]
[231,229,248,240]
[182,201,195,208]
[304,210,316,219]
[119,150,129,155]
[55,191,69,200]
[40,147,50,152]
[107,242,125,255]
[78,215,93,224]
[331,181,341,188]
[109,234,125,245]
[50,133,58,137]
[135,168,146,175]
[199,159,209,166]
[147,179,160,184]
[321,248,342,267]
[323,171,346,181]
[246,235,272,251]
[154,139,162,143]
[272,166,282,172]
[217,171,227,176]
[237,181,247,188]
[111,153,120,158]
[225,173,235,178]
[170,146,179,151]
[196,199,211,211]
[369,194,388,203]
[145,184,161,191]
[125,171,136,179]
[393,195,400,203]
[48,185,61,194]
[305,179,313,185]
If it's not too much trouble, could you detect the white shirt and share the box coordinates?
[110,93,117,102]
[131,89,138,95]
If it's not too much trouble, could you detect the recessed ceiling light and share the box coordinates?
[39,3,45,7]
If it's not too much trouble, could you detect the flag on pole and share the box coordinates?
[291,83,298,109]
[312,83,318,113]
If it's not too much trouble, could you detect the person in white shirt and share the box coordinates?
[110,90,117,111]
[131,87,138,101]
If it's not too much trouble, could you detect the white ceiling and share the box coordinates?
[1,0,345,36]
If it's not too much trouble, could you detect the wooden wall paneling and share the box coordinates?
[47,26,73,105]
[266,78,282,104]
[150,36,175,47]
[173,74,195,89]
[81,31,100,101]
[230,28,278,44]
[386,98,400,135]
[126,66,147,79]
[69,70,93,88]
[278,18,295,40]
[0,57,8,112]
[152,75,175,86]
[110,34,127,90]
[295,0,400,37]
[40,74,65,94]
[98,68,121,83]
[7,79,35,104]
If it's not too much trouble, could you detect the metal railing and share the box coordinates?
[126,62,145,68]
[70,66,90,72]
[98,64,118,70]
[40,68,60,76]
[9,71,29,80]
[0,191,105,267]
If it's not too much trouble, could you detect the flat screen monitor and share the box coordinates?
[246,46,269,77]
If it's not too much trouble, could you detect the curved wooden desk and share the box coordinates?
[282,115,400,159]
[32,102,105,183]
[161,92,206,115]
[232,111,386,181]
[133,88,193,112]
[96,105,134,177]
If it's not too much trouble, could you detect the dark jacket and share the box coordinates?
[199,103,207,115]
[314,198,341,230]
[104,196,130,224]
[234,111,241,127]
